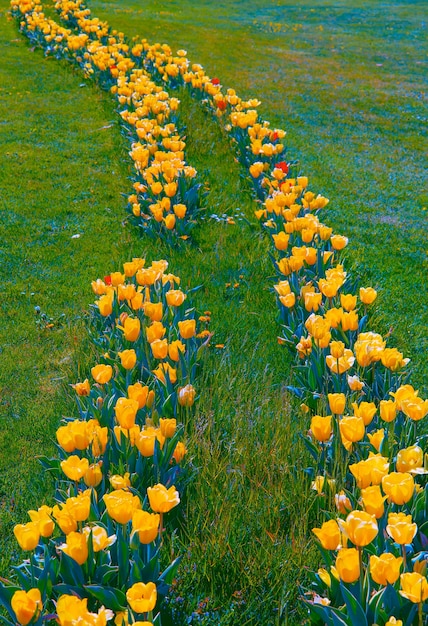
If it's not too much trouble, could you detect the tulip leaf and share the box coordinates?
[85,585,126,611]
[0,582,21,621]
[59,552,85,587]
[340,583,367,626]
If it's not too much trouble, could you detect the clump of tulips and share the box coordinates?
[10,0,204,244]
[0,257,209,625]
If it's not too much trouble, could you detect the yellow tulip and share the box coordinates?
[13,522,40,551]
[367,428,385,452]
[60,456,89,481]
[178,384,196,406]
[126,582,157,613]
[396,445,424,473]
[349,454,390,488]
[360,485,387,518]
[91,364,113,384]
[11,589,42,626]
[399,572,428,603]
[118,349,137,370]
[335,548,360,583]
[370,553,403,585]
[150,338,169,359]
[328,393,346,415]
[352,401,377,426]
[131,510,160,544]
[359,287,377,304]
[380,399,397,423]
[343,510,378,546]
[178,319,196,339]
[310,415,332,442]
[128,383,150,409]
[382,472,415,505]
[386,512,417,544]
[312,519,341,550]
[147,483,180,513]
[60,531,88,565]
[122,317,141,341]
[339,415,365,443]
[103,490,141,524]
[114,397,139,430]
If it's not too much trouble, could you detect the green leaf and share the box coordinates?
[0,582,21,621]
[85,585,126,611]
[340,583,368,626]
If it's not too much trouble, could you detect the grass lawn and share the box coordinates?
[0,0,426,623]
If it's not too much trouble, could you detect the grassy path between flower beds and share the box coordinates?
[0,0,427,623]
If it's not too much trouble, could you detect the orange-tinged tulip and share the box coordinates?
[122,317,141,341]
[103,490,141,524]
[61,456,89,481]
[114,425,140,447]
[396,446,424,474]
[178,319,196,339]
[274,280,291,296]
[312,519,341,550]
[56,595,89,624]
[339,415,365,443]
[381,348,409,371]
[279,293,296,308]
[169,339,186,362]
[97,293,114,316]
[335,491,352,515]
[72,379,90,396]
[173,203,187,218]
[329,341,345,359]
[359,287,377,305]
[147,483,180,513]
[386,512,417,544]
[343,510,378,546]
[159,418,177,438]
[310,415,332,442]
[135,427,157,457]
[352,401,377,426]
[164,214,176,230]
[178,384,196,407]
[131,510,160,544]
[65,492,91,523]
[272,231,289,251]
[153,362,177,384]
[326,349,355,374]
[360,485,387,519]
[11,589,42,626]
[150,338,168,359]
[336,548,360,583]
[328,393,346,415]
[382,472,415,505]
[128,382,150,409]
[325,307,343,328]
[166,289,186,307]
[126,582,157,613]
[91,364,113,385]
[118,349,137,370]
[114,397,139,429]
[173,441,187,463]
[350,454,389,489]
[143,302,163,322]
[146,321,166,343]
[60,531,88,565]
[13,522,40,551]
[380,399,397,423]
[399,572,428,603]
[84,462,103,487]
[304,291,322,312]
[341,310,359,332]
[370,553,403,585]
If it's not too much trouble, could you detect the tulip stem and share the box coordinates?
[358,546,364,604]
[402,544,407,572]
[418,601,423,626]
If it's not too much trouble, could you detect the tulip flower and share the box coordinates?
[382,472,415,505]
[350,454,389,488]
[359,287,377,304]
[360,485,387,518]
[342,510,378,547]
[369,553,403,585]
[118,349,137,369]
[103,490,141,524]
[178,319,196,339]
[60,456,89,481]
[91,364,113,384]
[11,589,42,626]
[131,510,160,544]
[328,393,346,414]
[147,483,180,513]
[13,522,40,551]
[114,397,139,429]
[379,399,397,423]
[352,401,377,426]
[173,441,187,463]
[386,512,417,545]
[396,446,424,474]
[310,415,332,442]
[126,582,157,613]
[335,548,360,583]
[339,415,365,443]
[312,519,341,550]
[399,572,428,603]
[59,531,88,565]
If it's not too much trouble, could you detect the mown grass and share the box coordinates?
[0,0,426,623]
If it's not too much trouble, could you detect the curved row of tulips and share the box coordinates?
[132,17,428,626]
[11,0,204,244]
[1,261,209,620]
[9,0,428,624]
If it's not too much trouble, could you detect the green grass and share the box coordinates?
[0,0,427,623]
